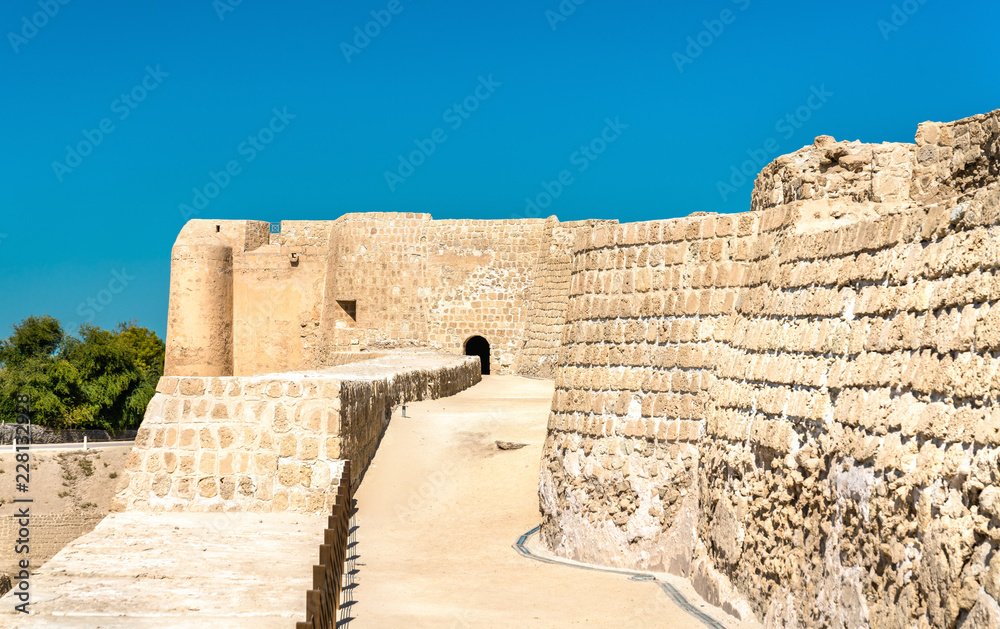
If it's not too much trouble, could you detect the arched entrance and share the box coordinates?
[464,336,490,375]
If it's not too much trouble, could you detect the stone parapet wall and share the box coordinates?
[332,352,482,489]
[539,211,763,622]
[112,351,479,514]
[540,110,1000,628]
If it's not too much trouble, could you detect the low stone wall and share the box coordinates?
[112,351,479,513]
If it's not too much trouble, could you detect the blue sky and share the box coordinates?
[1,0,998,340]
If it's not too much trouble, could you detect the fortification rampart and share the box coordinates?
[154,108,1000,627]
[539,110,1000,627]
[113,350,479,513]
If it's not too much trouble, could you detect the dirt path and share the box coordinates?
[348,375,731,628]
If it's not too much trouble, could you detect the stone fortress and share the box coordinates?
[107,108,1000,627]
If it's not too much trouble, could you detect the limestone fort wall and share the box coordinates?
[538,110,1000,627]
[164,213,610,377]
[517,217,611,378]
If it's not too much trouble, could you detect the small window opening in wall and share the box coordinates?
[215,225,220,232]
[337,300,357,327]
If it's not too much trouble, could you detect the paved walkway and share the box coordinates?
[346,375,733,628]
[0,512,325,628]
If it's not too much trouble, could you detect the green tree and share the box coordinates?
[61,324,156,433]
[0,355,92,429]
[116,323,166,382]
[0,316,166,434]
[0,315,63,366]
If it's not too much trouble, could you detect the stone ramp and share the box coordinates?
[0,512,324,628]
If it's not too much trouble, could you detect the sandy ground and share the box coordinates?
[348,375,735,628]
[0,446,129,517]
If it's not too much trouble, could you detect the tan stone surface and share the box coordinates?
[0,448,130,577]
[0,512,325,628]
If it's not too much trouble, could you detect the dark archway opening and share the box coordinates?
[464,336,491,375]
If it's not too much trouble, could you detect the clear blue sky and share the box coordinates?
[1,0,997,340]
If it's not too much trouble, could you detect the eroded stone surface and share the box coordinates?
[538,110,1000,627]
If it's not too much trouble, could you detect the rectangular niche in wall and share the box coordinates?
[336,300,358,328]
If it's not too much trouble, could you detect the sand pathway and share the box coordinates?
[347,374,735,628]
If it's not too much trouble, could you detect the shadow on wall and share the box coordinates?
[464,335,490,375]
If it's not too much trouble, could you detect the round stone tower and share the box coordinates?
[164,220,235,377]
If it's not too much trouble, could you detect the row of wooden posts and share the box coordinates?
[297,460,353,629]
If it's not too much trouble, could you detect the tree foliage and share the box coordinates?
[0,316,165,433]
[0,315,63,366]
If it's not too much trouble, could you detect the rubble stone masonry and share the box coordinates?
[539,110,1000,627]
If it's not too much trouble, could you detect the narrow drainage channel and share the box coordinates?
[514,526,728,629]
